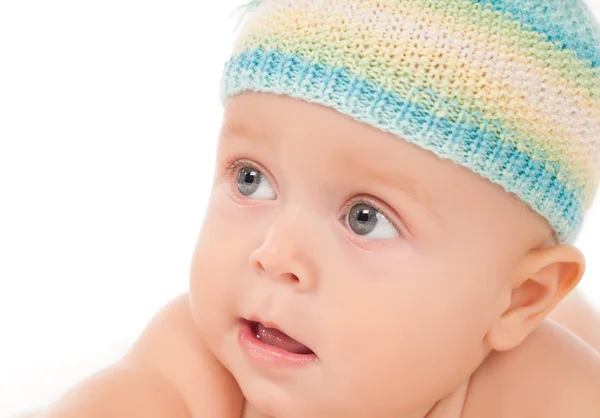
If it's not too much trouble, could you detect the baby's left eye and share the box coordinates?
[345,203,399,240]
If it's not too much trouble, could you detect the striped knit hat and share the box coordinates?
[221,0,600,243]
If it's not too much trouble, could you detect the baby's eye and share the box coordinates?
[236,165,276,199]
[345,203,399,240]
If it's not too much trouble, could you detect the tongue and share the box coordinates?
[256,323,313,355]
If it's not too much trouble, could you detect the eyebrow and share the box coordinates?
[350,157,442,224]
[220,121,273,146]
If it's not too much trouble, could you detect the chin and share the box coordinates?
[241,380,289,417]
[237,372,319,418]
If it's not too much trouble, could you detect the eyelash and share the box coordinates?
[223,157,406,237]
[223,156,268,184]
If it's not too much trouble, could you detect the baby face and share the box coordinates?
[189,93,552,417]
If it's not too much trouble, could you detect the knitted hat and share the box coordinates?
[221,0,600,243]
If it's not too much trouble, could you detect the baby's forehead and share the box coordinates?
[223,93,449,173]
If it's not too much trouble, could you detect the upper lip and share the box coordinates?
[247,315,282,331]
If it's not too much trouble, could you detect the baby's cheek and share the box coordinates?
[324,310,440,414]
[323,276,476,409]
[189,217,241,331]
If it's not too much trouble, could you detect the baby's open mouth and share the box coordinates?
[249,320,314,355]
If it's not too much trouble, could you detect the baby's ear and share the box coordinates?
[485,244,585,351]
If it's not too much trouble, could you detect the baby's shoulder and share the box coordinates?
[127,292,244,417]
[463,320,600,418]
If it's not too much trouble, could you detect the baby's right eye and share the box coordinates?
[235,165,276,200]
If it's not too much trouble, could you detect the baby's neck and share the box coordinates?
[241,378,470,418]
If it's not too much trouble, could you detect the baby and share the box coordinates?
[41,0,600,417]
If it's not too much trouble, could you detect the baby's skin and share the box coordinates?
[41,93,600,418]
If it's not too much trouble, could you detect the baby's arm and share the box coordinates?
[38,360,191,418]
[39,293,244,418]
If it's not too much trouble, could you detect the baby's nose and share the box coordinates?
[248,208,320,291]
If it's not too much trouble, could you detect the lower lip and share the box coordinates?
[238,319,318,367]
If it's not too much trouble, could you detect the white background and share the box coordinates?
[1,1,599,416]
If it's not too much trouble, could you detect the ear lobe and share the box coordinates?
[485,245,585,352]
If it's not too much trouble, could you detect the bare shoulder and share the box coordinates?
[464,320,600,418]
[127,292,244,417]
[40,293,243,418]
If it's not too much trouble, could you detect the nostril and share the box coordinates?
[253,259,265,273]
[252,258,300,284]
[282,272,300,283]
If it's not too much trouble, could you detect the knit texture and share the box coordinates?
[221,0,600,243]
